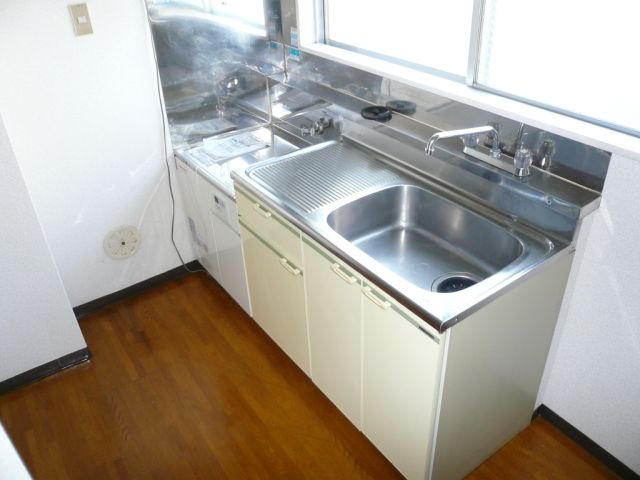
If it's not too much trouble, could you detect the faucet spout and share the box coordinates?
[426,125,500,156]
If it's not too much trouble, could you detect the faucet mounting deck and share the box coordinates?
[427,126,531,178]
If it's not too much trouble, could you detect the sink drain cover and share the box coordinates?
[433,274,478,293]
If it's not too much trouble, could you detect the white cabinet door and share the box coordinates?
[240,225,310,375]
[303,239,362,426]
[211,212,251,315]
[362,282,442,480]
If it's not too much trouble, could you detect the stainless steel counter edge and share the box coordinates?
[175,150,237,200]
[231,171,576,333]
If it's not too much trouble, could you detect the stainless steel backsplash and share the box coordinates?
[147,0,611,192]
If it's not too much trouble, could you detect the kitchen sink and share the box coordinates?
[326,185,523,292]
[236,139,563,327]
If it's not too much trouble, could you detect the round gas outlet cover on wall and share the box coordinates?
[103,225,141,260]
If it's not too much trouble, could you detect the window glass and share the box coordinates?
[325,0,474,80]
[477,0,640,134]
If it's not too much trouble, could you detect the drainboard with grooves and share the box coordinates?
[249,142,399,213]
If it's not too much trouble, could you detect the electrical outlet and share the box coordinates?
[69,3,93,36]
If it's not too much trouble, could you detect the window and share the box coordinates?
[475,0,640,135]
[314,0,640,136]
[324,0,474,80]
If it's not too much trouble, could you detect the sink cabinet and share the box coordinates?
[361,282,442,480]
[302,239,363,427]
[303,236,442,479]
[238,190,310,375]
[236,185,574,480]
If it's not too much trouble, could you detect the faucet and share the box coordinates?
[426,125,500,157]
[301,116,342,138]
[426,125,532,178]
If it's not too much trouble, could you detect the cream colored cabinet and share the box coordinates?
[233,185,571,480]
[237,189,302,267]
[361,282,442,480]
[303,234,442,480]
[302,237,363,426]
[238,189,310,375]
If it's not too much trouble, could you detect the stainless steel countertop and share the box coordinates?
[232,137,590,332]
[174,125,309,198]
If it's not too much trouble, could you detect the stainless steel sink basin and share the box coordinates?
[327,185,523,292]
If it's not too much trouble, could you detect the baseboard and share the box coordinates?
[73,261,203,319]
[534,404,639,479]
[0,348,91,396]
[1,263,203,396]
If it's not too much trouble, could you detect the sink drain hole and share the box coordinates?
[433,274,478,293]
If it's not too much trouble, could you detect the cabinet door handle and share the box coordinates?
[253,202,272,218]
[331,263,357,285]
[279,257,301,276]
[362,286,391,310]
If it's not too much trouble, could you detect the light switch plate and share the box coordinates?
[69,3,93,36]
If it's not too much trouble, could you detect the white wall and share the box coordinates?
[538,152,640,474]
[0,116,87,382]
[0,0,192,307]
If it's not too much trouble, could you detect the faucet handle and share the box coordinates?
[535,139,554,169]
[514,148,532,177]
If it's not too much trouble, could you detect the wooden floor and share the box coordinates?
[0,273,618,479]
